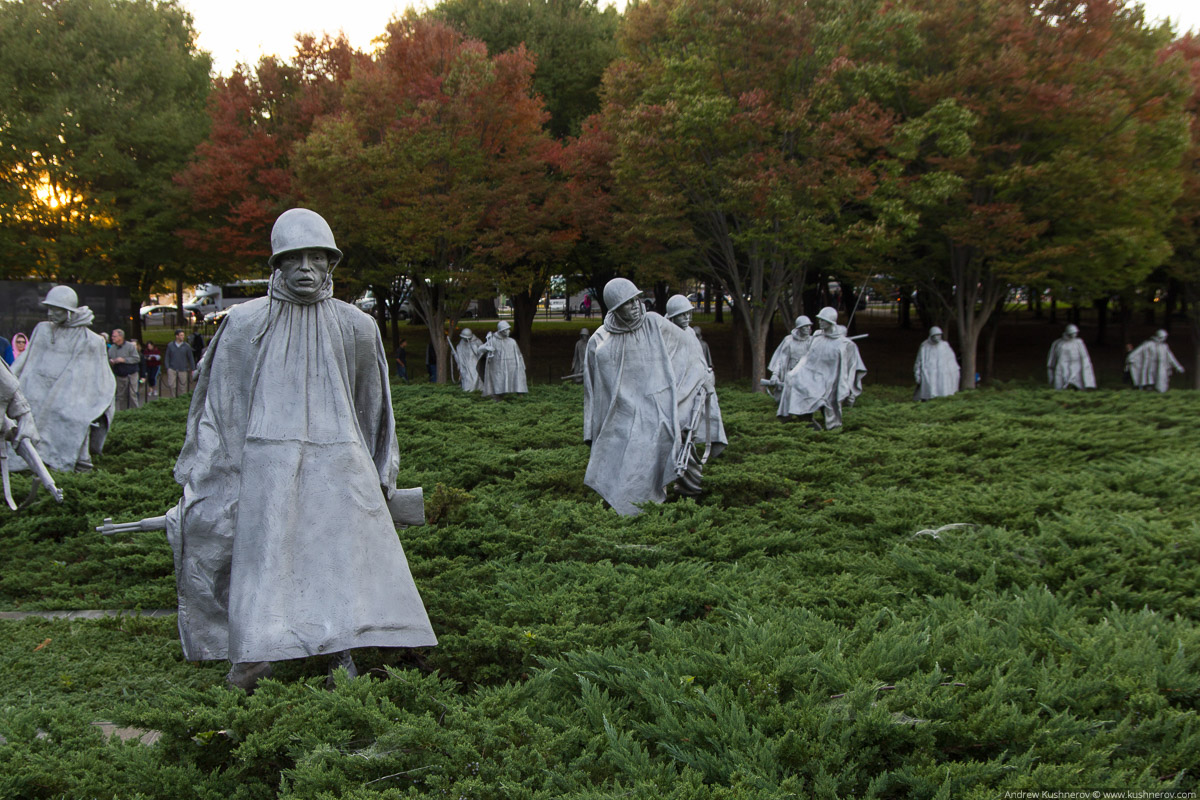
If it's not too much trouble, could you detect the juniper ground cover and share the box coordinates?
[0,382,1197,799]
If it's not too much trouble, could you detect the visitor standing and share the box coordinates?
[142,341,162,398]
[162,329,196,398]
[109,329,141,410]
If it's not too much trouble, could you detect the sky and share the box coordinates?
[184,0,1200,76]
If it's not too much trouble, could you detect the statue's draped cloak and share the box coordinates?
[663,324,726,453]
[570,337,588,383]
[778,329,866,427]
[1047,337,1096,389]
[455,337,484,392]
[583,311,680,516]
[913,340,960,400]
[480,335,528,396]
[1127,340,1183,392]
[767,334,812,401]
[168,276,436,663]
[10,317,114,471]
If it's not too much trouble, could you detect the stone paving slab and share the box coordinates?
[0,609,174,620]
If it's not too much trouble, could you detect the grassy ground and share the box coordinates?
[0,382,1197,798]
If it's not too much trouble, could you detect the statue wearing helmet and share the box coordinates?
[663,294,726,494]
[153,208,435,692]
[480,320,528,398]
[1047,324,1096,390]
[913,326,960,401]
[583,278,683,514]
[765,315,815,399]
[776,307,866,429]
[454,328,485,392]
[567,328,590,383]
[1127,329,1184,392]
[9,286,114,472]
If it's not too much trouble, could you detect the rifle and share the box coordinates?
[18,439,63,504]
[444,336,461,384]
[2,434,64,510]
[1,445,13,510]
[97,487,427,535]
[675,391,713,476]
[846,275,872,332]
[97,515,167,535]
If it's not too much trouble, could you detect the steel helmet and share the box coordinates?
[580,328,589,336]
[460,328,474,340]
[496,320,511,333]
[816,307,838,325]
[1064,324,1079,336]
[929,326,943,336]
[794,315,812,329]
[41,285,80,311]
[602,278,641,310]
[665,294,692,319]
[268,208,343,268]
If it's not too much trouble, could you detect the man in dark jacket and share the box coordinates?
[163,329,197,398]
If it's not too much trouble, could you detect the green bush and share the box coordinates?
[1,384,1197,798]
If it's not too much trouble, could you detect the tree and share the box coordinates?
[294,15,562,382]
[431,0,620,138]
[888,0,1189,388]
[600,0,920,388]
[174,35,360,275]
[1164,33,1200,387]
[0,0,211,336]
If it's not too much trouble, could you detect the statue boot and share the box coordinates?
[326,650,358,688]
[227,661,273,693]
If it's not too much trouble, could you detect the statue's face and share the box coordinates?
[47,306,68,324]
[818,319,834,334]
[613,297,644,327]
[498,328,510,338]
[930,332,942,343]
[671,310,692,329]
[794,325,811,339]
[1065,329,1077,340]
[278,249,330,296]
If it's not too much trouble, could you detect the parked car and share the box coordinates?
[548,296,566,313]
[140,304,195,326]
[205,307,234,325]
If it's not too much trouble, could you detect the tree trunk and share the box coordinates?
[703,283,712,314]
[653,281,669,315]
[388,292,401,351]
[175,278,186,333]
[1165,280,1179,332]
[1185,282,1200,390]
[1093,297,1108,346]
[899,287,912,329]
[1049,296,1057,324]
[750,315,770,390]
[1034,289,1042,319]
[730,303,745,379]
[510,289,541,364]
[981,308,1003,384]
[477,297,498,318]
